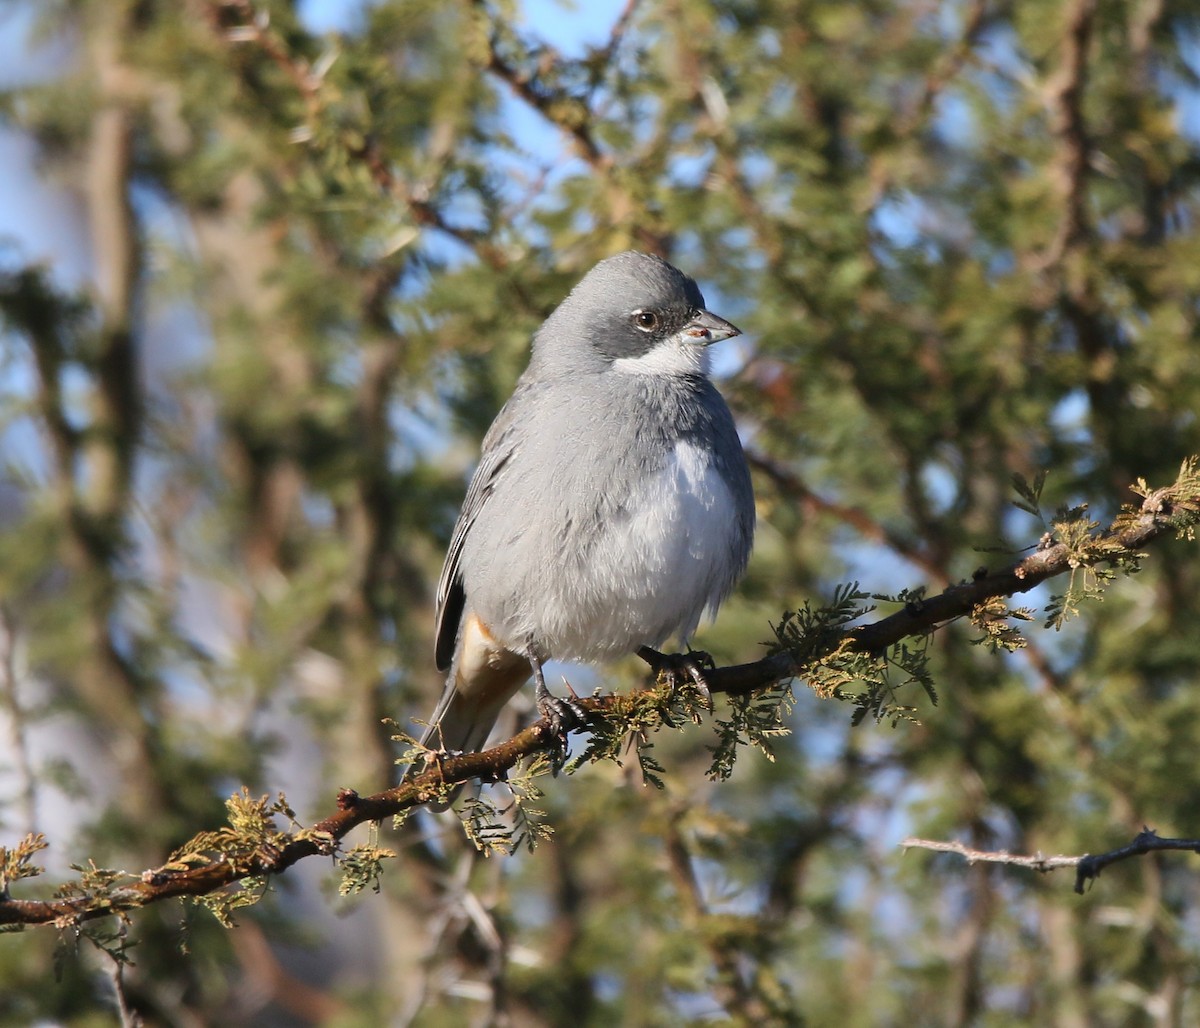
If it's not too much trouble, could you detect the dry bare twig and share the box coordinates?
[1,464,1198,928]
[903,829,1200,895]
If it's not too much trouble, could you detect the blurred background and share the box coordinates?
[4,0,1200,1024]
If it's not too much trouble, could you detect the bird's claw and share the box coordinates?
[637,646,715,709]
[535,679,588,760]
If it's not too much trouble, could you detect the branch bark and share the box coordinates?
[710,472,1197,696]
[903,829,1200,895]
[2,464,1197,928]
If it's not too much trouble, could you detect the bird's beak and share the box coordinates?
[683,309,741,345]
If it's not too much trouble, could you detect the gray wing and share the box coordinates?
[704,379,756,563]
[433,397,524,671]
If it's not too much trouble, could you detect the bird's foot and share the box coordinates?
[637,646,715,712]
[534,677,589,757]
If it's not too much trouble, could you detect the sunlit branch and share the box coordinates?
[903,829,1200,895]
[2,462,1197,928]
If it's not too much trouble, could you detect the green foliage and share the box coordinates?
[571,674,715,779]
[771,582,877,671]
[54,861,126,908]
[970,597,1035,653]
[1039,503,1145,630]
[459,757,554,856]
[763,582,937,726]
[0,834,47,899]
[1129,456,1200,539]
[707,683,795,782]
[165,790,314,878]
[153,790,331,927]
[337,831,396,897]
[4,0,1200,1023]
[1011,469,1050,521]
[190,876,268,930]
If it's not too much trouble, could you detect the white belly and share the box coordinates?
[536,440,740,660]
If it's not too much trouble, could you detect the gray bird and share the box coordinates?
[419,251,755,764]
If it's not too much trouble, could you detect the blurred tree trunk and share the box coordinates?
[4,0,1200,1024]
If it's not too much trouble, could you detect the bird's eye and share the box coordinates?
[633,310,659,332]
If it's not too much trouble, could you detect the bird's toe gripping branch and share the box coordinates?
[529,657,589,761]
[637,645,716,709]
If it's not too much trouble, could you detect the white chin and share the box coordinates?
[612,342,710,377]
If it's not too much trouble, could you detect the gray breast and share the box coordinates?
[460,371,754,661]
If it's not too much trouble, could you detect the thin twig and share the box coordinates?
[901,836,1081,874]
[1,468,1197,927]
[708,473,1197,696]
[747,450,949,584]
[107,928,142,1028]
[1073,829,1200,894]
[903,828,1200,895]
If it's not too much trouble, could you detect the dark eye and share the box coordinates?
[633,310,659,332]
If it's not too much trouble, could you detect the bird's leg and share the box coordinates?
[637,644,715,708]
[528,650,588,752]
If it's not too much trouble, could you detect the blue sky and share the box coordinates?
[299,0,627,55]
[0,5,90,288]
[0,2,633,285]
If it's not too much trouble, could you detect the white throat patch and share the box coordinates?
[612,338,711,377]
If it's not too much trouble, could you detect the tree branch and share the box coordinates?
[901,836,1080,875]
[2,462,1197,928]
[903,829,1200,895]
[469,0,669,255]
[710,464,1199,696]
[747,449,949,585]
[1039,0,1096,269]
